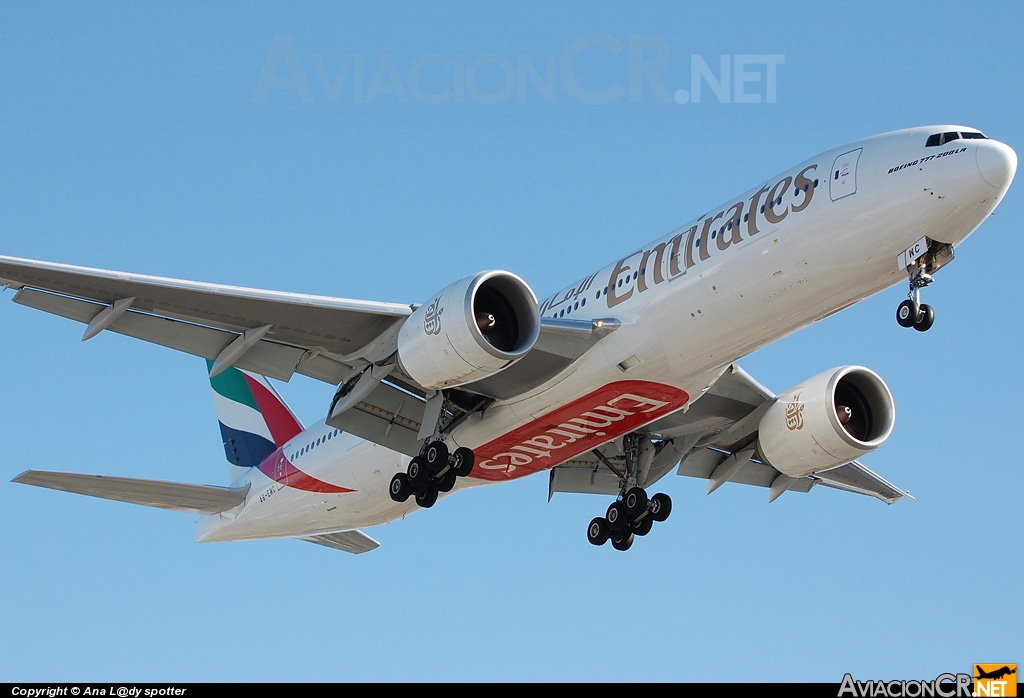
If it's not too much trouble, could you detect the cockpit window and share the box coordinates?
[929,131,966,147]
[961,131,988,139]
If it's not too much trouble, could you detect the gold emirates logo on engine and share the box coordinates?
[786,393,805,430]
[423,297,443,335]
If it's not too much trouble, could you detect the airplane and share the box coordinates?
[3,125,1016,554]
[975,666,1016,681]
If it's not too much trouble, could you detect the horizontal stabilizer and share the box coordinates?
[11,470,249,514]
[301,530,380,554]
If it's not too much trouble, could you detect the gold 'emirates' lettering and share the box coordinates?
[717,201,744,251]
[607,252,640,306]
[697,211,723,263]
[605,163,818,309]
[764,176,792,224]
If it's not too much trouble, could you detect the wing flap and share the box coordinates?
[326,379,425,457]
[300,530,380,554]
[12,286,101,323]
[549,459,621,497]
[675,449,814,492]
[12,469,249,514]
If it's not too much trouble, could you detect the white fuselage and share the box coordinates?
[197,125,1015,544]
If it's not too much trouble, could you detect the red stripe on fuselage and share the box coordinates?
[469,380,689,481]
[258,448,355,493]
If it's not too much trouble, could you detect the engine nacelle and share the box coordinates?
[397,271,541,390]
[757,366,895,478]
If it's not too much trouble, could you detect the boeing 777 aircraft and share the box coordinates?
[3,125,1016,553]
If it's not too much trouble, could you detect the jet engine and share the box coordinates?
[396,270,541,390]
[757,366,895,478]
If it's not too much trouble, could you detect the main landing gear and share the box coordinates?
[585,432,673,551]
[388,441,475,509]
[587,488,672,551]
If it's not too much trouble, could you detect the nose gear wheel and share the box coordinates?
[896,256,941,332]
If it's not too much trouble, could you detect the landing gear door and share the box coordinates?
[830,148,862,201]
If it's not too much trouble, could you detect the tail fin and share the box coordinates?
[207,361,304,483]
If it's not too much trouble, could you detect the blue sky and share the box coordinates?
[1,1,1021,682]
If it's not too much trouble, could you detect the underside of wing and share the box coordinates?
[0,255,411,385]
[324,317,621,456]
[1,257,617,409]
[1,256,632,462]
[549,363,910,505]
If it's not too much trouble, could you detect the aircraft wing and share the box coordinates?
[549,363,910,504]
[0,255,607,392]
[0,254,413,386]
[0,255,620,457]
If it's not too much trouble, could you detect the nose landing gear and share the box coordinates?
[896,268,935,332]
[895,238,955,332]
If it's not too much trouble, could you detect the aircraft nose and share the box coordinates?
[976,140,1017,190]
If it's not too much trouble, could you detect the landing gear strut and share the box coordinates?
[895,239,954,332]
[586,433,673,551]
[896,268,935,332]
[389,441,475,509]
